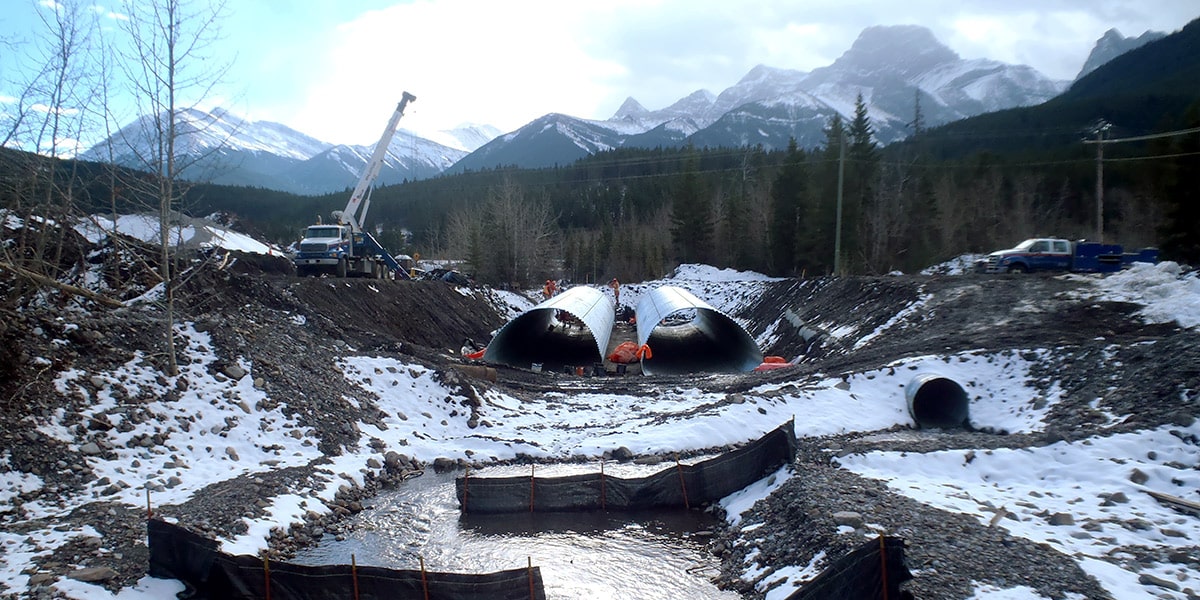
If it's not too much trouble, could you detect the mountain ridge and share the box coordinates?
[84,23,1168,190]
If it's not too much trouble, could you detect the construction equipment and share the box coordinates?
[293,92,416,279]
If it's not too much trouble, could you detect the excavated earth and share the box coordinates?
[1,247,1198,600]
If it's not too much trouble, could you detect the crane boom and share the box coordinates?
[336,92,417,233]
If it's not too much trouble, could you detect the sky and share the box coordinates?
[1,1,1198,147]
[2,208,1199,599]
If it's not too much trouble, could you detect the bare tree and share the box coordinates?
[483,177,557,287]
[0,0,107,303]
[445,177,558,287]
[860,162,911,274]
[107,0,230,375]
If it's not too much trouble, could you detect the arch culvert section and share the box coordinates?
[635,286,763,375]
[905,374,970,429]
[483,286,614,372]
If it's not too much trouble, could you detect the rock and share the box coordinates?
[67,566,118,582]
[223,364,247,380]
[633,455,663,466]
[79,442,102,456]
[1048,512,1074,526]
[225,447,240,461]
[611,447,634,461]
[1138,573,1180,591]
[832,511,864,528]
[432,457,456,473]
[1168,551,1196,565]
[367,457,382,469]
[1129,468,1149,485]
[28,573,55,586]
[1107,491,1129,504]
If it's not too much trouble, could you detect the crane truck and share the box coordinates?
[294,92,416,279]
[976,237,1158,274]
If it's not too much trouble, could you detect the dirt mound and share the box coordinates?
[183,251,507,356]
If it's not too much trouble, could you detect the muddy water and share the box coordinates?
[292,465,742,599]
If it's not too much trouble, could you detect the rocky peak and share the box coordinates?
[612,97,649,120]
[1076,28,1166,80]
[832,25,959,77]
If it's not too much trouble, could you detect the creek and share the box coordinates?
[292,464,743,599]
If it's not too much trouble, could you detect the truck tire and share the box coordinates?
[1007,264,1027,274]
[336,257,348,278]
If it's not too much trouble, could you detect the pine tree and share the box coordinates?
[669,152,714,264]
[770,139,807,274]
[1158,104,1200,263]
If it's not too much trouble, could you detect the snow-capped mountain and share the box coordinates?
[83,109,472,194]
[453,25,1071,169]
[1075,28,1166,80]
[420,123,504,153]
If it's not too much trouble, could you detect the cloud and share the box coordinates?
[282,0,631,144]
[248,0,1198,144]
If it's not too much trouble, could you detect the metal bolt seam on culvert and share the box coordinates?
[482,286,615,371]
[635,285,763,375]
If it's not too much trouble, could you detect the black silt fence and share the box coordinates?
[455,421,797,514]
[147,519,546,600]
[786,536,912,600]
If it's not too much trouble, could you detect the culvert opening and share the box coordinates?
[483,287,613,372]
[906,375,970,429]
[636,286,762,375]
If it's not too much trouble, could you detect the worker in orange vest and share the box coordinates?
[608,277,620,305]
[542,279,558,300]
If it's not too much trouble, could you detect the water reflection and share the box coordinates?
[292,469,741,600]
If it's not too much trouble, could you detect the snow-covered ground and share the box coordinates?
[1,243,1198,599]
[74,213,287,256]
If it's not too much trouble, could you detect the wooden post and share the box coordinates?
[351,554,360,600]
[529,464,535,513]
[878,535,889,600]
[420,556,429,600]
[528,556,535,600]
[675,455,690,510]
[599,460,606,510]
[262,552,272,600]
[462,467,469,513]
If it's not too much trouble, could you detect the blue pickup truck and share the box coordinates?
[977,238,1158,274]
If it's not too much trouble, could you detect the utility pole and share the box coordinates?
[1083,123,1200,243]
[1092,120,1111,242]
[835,131,846,276]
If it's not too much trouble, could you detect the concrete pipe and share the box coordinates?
[905,374,969,429]
[482,286,614,371]
[635,285,763,375]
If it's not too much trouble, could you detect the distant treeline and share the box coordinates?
[2,97,1197,288]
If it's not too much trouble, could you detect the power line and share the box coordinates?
[1083,125,1200,144]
